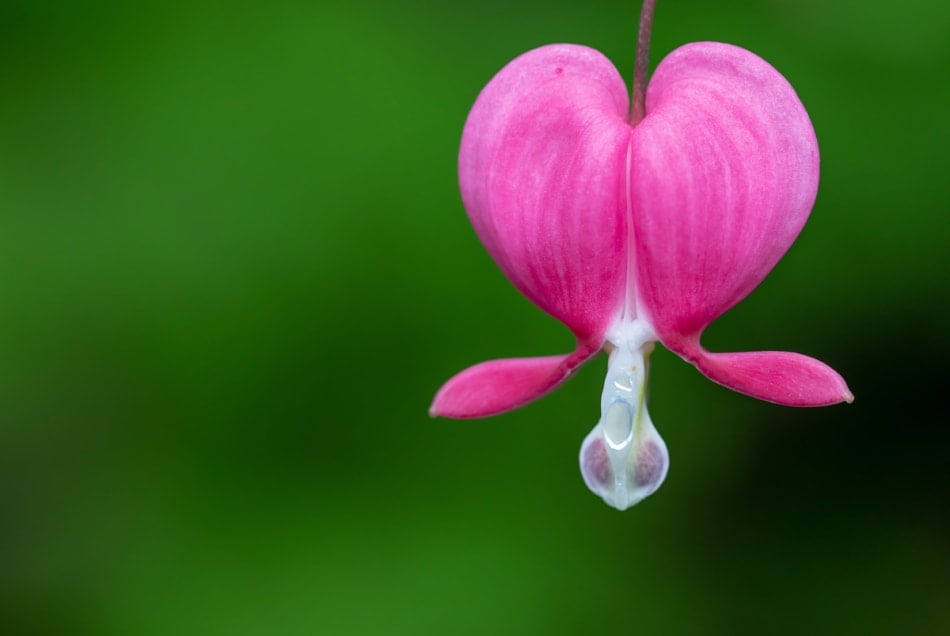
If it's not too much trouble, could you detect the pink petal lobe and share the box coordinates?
[429,341,599,419]
[677,341,853,406]
[629,42,820,342]
[460,44,632,341]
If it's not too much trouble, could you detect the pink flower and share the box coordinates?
[430,39,852,510]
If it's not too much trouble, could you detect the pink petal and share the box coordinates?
[625,43,849,405]
[429,340,599,419]
[677,340,854,407]
[459,44,632,341]
[629,42,820,343]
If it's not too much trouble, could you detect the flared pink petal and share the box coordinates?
[429,341,599,419]
[629,42,820,344]
[677,340,853,406]
[459,44,632,342]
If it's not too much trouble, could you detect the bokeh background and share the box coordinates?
[1,1,948,634]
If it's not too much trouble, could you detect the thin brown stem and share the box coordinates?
[629,0,656,125]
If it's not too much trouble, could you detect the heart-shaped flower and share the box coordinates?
[430,20,852,509]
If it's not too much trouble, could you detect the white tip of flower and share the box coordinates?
[580,319,667,510]
[579,405,669,510]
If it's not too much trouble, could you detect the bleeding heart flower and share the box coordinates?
[430,4,852,510]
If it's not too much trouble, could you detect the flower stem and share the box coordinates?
[629,0,656,125]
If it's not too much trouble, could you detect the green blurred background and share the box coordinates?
[1,1,947,634]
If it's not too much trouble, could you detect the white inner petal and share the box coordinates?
[578,318,668,511]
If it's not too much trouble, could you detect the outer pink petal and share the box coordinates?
[628,42,849,406]
[429,341,599,419]
[630,42,819,343]
[459,44,632,341]
[677,340,853,406]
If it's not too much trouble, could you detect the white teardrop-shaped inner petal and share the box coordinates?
[578,319,669,510]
